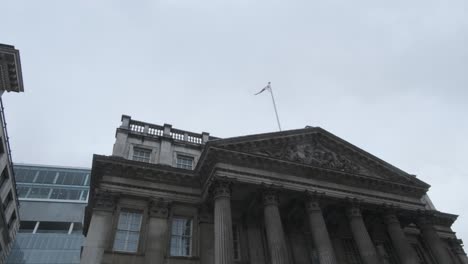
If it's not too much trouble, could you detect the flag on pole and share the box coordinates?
[255,82,271,95]
[254,82,282,131]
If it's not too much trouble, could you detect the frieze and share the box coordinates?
[94,191,118,212]
[149,198,170,218]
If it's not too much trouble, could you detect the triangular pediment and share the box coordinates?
[208,127,428,188]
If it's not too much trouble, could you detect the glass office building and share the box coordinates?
[6,164,90,264]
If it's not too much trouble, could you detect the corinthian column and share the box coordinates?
[383,212,418,264]
[212,180,234,264]
[263,189,290,264]
[145,199,170,264]
[417,216,452,264]
[305,196,337,264]
[347,205,381,264]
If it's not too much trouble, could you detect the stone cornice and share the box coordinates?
[200,147,428,199]
[92,154,200,189]
[204,127,428,187]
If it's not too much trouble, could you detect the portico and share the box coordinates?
[81,116,468,264]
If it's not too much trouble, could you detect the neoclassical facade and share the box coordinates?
[81,115,468,264]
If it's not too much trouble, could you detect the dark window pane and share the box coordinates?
[17,186,30,198]
[71,173,85,185]
[28,188,50,199]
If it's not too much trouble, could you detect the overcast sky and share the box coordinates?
[2,0,468,242]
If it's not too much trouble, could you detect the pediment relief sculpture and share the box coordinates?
[255,142,361,174]
[225,135,395,180]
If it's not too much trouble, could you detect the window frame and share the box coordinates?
[175,154,194,170]
[132,146,152,163]
[108,200,148,255]
[169,217,193,257]
[0,167,9,189]
[112,209,144,253]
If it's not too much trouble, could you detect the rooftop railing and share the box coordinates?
[120,115,216,144]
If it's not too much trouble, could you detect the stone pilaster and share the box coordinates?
[80,192,117,264]
[212,180,234,264]
[263,189,290,264]
[383,212,419,264]
[145,198,170,264]
[305,195,337,264]
[346,204,381,264]
[417,216,453,264]
[199,205,215,264]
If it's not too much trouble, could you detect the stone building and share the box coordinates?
[0,44,23,263]
[81,115,468,264]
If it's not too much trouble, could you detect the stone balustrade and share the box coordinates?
[120,115,216,144]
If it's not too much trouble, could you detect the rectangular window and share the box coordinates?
[17,186,30,198]
[34,170,56,184]
[176,155,194,170]
[113,210,143,253]
[3,190,13,210]
[80,190,89,201]
[170,218,192,256]
[50,188,81,200]
[233,224,241,260]
[132,147,151,163]
[0,137,4,154]
[55,171,86,186]
[14,168,36,183]
[7,211,17,229]
[0,168,9,188]
[27,187,51,199]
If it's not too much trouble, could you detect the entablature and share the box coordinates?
[199,147,428,200]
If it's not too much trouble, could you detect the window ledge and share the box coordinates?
[104,250,145,257]
[167,256,200,260]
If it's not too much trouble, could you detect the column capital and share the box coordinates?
[148,198,170,218]
[346,198,363,218]
[305,190,326,212]
[347,206,362,218]
[94,191,118,212]
[211,179,232,200]
[383,212,400,226]
[262,188,280,206]
[417,214,436,229]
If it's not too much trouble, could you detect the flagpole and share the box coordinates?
[267,82,282,131]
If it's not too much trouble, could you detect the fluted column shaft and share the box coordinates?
[418,217,453,264]
[263,190,290,264]
[384,213,418,264]
[347,206,381,264]
[213,181,234,264]
[306,199,337,264]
